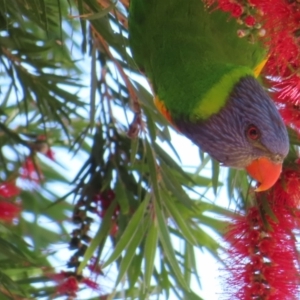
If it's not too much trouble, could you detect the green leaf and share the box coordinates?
[182,291,204,300]
[191,227,220,258]
[212,158,220,195]
[77,200,117,273]
[163,191,198,246]
[128,252,144,289]
[130,137,139,164]
[145,139,161,201]
[80,0,117,20]
[102,195,150,268]
[115,176,130,215]
[144,107,157,143]
[154,200,190,291]
[143,217,158,289]
[115,216,149,286]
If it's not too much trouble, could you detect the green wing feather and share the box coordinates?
[129,0,267,121]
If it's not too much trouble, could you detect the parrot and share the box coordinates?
[128,0,289,191]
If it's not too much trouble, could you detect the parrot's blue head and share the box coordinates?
[176,76,289,191]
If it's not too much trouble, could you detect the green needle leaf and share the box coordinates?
[144,217,159,289]
[154,200,190,291]
[102,195,150,268]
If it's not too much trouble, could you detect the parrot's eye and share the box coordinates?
[247,125,260,140]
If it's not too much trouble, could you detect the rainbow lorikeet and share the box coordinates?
[128,0,289,191]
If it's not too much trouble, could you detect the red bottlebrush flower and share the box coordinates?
[276,104,300,134]
[268,73,300,133]
[20,157,42,183]
[46,148,55,160]
[223,174,300,300]
[100,190,116,210]
[265,34,300,76]
[218,0,235,13]
[250,1,300,77]
[216,1,244,18]
[81,277,100,291]
[244,15,256,27]
[56,275,78,297]
[88,257,103,275]
[272,73,300,105]
[0,201,21,222]
[230,3,243,18]
[268,167,300,222]
[110,221,118,236]
[51,271,99,297]
[93,190,119,219]
[0,181,20,198]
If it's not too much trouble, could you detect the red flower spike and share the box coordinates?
[46,148,55,161]
[81,278,100,291]
[245,15,256,27]
[246,207,261,226]
[93,190,119,219]
[216,1,244,18]
[277,104,300,135]
[110,221,118,236]
[0,201,20,222]
[50,271,78,296]
[252,1,300,77]
[56,276,78,296]
[51,271,100,297]
[88,257,103,275]
[105,190,115,201]
[20,157,42,183]
[93,194,102,203]
[231,3,243,18]
[218,0,235,13]
[250,254,263,270]
[0,182,20,198]
[249,282,268,297]
[223,189,300,300]
[273,74,300,105]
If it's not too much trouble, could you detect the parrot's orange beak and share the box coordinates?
[245,157,282,192]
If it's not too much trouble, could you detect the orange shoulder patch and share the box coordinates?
[154,96,173,124]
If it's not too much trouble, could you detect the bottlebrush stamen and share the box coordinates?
[223,166,300,299]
